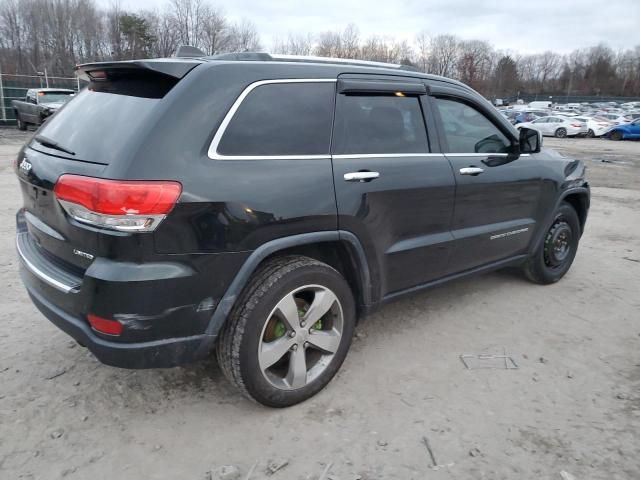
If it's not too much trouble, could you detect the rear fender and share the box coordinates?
[196,230,373,356]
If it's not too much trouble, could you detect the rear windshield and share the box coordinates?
[39,92,74,104]
[33,72,177,164]
[34,89,160,164]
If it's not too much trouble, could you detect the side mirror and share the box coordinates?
[519,127,542,154]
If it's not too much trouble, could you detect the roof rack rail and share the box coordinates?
[270,54,419,71]
[201,51,420,72]
[206,52,273,61]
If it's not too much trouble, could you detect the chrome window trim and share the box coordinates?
[208,78,337,161]
[445,153,530,157]
[446,152,507,157]
[208,79,532,161]
[333,153,530,158]
[333,153,445,159]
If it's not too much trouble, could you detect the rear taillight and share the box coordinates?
[571,123,583,127]
[54,175,181,232]
[87,314,123,336]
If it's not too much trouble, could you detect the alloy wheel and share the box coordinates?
[555,128,567,138]
[258,285,344,390]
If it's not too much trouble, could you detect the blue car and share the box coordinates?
[605,118,640,140]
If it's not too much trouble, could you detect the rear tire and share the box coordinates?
[216,255,356,407]
[555,128,567,138]
[587,129,595,138]
[610,130,623,141]
[16,115,27,131]
[523,202,580,285]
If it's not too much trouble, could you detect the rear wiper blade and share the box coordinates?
[34,135,75,156]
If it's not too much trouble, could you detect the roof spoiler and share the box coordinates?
[75,59,202,81]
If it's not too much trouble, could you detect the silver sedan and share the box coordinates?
[517,116,588,138]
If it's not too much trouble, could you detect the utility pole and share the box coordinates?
[0,63,6,122]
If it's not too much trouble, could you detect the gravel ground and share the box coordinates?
[1,129,639,480]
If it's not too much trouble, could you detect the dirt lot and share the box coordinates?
[1,129,639,480]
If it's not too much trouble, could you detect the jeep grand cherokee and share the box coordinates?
[15,52,589,407]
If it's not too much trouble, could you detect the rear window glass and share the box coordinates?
[34,88,162,164]
[332,95,428,154]
[39,92,74,104]
[217,82,335,157]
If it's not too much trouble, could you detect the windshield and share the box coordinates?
[39,92,74,104]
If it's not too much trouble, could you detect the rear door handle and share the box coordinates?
[344,171,380,182]
[459,167,484,176]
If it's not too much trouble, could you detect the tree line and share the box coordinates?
[1,0,639,98]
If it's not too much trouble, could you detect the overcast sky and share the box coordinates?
[99,0,639,54]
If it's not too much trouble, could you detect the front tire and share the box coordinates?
[523,202,580,284]
[216,255,356,407]
[587,129,595,138]
[555,127,567,138]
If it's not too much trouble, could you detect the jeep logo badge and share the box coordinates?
[19,158,32,173]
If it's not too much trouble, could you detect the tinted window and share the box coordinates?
[435,98,510,154]
[39,92,74,104]
[217,82,334,156]
[35,89,163,164]
[332,95,428,154]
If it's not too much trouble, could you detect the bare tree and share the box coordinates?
[169,0,207,47]
[428,34,459,77]
[273,33,313,55]
[415,31,429,72]
[226,19,261,52]
[0,0,638,97]
[201,7,230,54]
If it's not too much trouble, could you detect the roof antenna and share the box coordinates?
[175,45,206,58]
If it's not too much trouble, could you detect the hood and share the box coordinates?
[41,102,66,110]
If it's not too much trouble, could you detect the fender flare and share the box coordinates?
[196,230,372,354]
[528,186,590,255]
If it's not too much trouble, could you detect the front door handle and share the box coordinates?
[344,171,380,182]
[459,167,484,176]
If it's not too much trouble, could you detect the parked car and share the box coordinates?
[528,100,552,109]
[574,116,615,138]
[517,116,588,138]
[12,88,75,130]
[14,52,590,407]
[604,118,640,140]
[598,112,632,124]
[621,101,640,109]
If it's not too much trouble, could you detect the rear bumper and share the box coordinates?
[15,209,231,368]
[567,126,588,136]
[25,280,214,368]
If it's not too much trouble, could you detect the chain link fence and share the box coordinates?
[0,72,82,125]
[498,93,640,105]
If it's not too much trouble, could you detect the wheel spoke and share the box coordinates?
[307,329,341,354]
[274,292,301,329]
[304,289,337,327]
[286,347,307,388]
[260,336,295,370]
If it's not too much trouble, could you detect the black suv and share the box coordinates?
[15,53,589,407]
